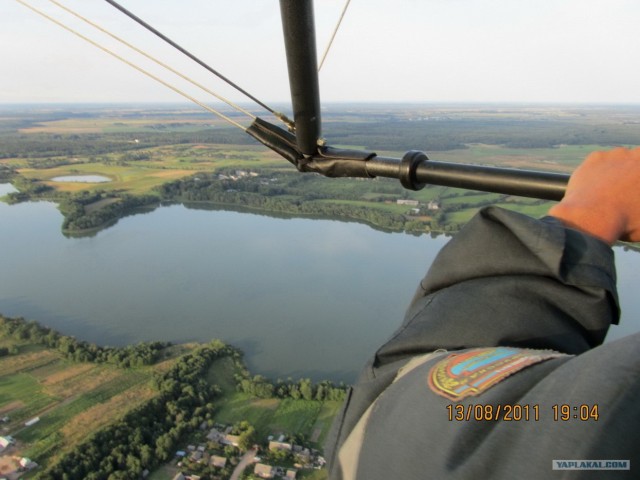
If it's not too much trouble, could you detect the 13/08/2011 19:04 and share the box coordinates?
[446,404,600,422]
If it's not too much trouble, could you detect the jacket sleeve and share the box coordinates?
[326,206,620,476]
[376,205,619,366]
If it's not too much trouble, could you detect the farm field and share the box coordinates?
[0,337,186,475]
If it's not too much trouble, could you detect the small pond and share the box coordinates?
[51,175,112,183]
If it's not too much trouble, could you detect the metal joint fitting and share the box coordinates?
[400,150,428,191]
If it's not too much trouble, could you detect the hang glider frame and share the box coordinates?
[260,0,569,201]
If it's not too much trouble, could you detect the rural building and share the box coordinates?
[189,450,202,462]
[0,436,11,450]
[24,417,39,427]
[206,427,223,442]
[286,469,297,479]
[293,446,311,464]
[268,440,292,452]
[210,455,227,468]
[19,457,37,470]
[428,200,441,210]
[221,434,240,447]
[397,199,419,206]
[254,463,274,479]
[171,473,185,480]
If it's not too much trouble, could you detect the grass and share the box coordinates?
[0,373,56,422]
[269,399,323,436]
[147,467,179,480]
[313,401,342,446]
[206,357,341,448]
[19,163,196,195]
[299,470,329,480]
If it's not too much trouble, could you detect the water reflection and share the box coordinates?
[51,175,111,183]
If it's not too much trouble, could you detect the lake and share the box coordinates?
[1,186,640,382]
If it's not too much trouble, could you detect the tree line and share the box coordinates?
[0,128,252,160]
[0,315,167,367]
[323,117,640,151]
[156,173,412,234]
[58,192,159,232]
[232,353,347,402]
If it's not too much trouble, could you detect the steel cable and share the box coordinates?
[102,0,293,130]
[318,0,352,72]
[14,0,248,131]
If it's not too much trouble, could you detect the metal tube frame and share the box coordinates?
[279,0,322,155]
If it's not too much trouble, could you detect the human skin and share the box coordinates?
[548,147,640,245]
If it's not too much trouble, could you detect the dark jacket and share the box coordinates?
[326,206,638,479]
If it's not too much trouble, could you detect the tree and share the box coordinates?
[299,378,313,401]
[238,425,256,451]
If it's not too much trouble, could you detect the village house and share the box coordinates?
[19,457,37,471]
[396,199,419,206]
[428,200,441,210]
[268,440,292,452]
[285,469,297,479]
[0,436,11,451]
[292,445,311,465]
[254,463,274,479]
[221,434,241,447]
[210,455,227,468]
[206,427,223,442]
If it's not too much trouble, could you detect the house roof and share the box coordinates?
[268,440,292,451]
[254,463,274,478]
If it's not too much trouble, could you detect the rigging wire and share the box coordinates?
[318,0,352,72]
[102,0,294,130]
[46,0,256,121]
[14,0,247,131]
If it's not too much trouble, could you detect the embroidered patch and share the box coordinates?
[428,347,566,401]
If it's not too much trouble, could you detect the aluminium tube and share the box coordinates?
[366,155,569,201]
[279,0,322,155]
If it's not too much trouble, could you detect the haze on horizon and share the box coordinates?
[2,0,640,107]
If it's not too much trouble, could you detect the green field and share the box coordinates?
[206,357,340,449]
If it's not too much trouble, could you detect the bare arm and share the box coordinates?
[548,147,640,245]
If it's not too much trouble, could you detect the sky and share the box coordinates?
[2,0,640,106]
